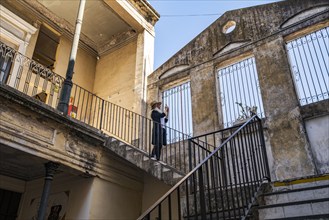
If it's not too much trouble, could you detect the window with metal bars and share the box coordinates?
[217,57,265,128]
[162,81,193,141]
[286,26,329,106]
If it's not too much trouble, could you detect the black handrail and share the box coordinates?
[138,115,270,220]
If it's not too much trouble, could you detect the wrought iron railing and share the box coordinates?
[0,41,194,173]
[138,115,270,220]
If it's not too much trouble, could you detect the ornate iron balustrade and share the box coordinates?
[138,116,270,220]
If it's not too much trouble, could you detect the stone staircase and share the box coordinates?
[104,136,185,186]
[257,176,329,220]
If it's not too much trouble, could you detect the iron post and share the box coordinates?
[57,0,86,114]
[37,162,60,220]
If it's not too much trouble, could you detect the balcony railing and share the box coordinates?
[0,41,196,173]
[138,115,270,220]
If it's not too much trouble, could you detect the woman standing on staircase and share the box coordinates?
[150,101,169,161]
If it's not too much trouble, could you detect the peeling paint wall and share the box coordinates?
[305,115,329,174]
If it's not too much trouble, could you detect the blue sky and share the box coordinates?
[148,0,281,70]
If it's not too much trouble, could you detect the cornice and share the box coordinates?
[128,0,160,25]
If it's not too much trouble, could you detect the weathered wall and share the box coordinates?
[92,30,154,115]
[305,115,329,174]
[18,174,94,219]
[0,85,172,219]
[255,37,315,179]
[94,39,138,111]
[190,62,219,136]
[89,178,142,219]
[147,0,329,181]
[141,174,178,219]
[0,86,140,182]
[54,35,97,92]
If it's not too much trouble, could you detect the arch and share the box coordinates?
[159,64,189,79]
[281,5,329,28]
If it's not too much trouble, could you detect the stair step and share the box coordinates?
[173,172,183,179]
[272,178,329,191]
[262,184,329,205]
[258,198,329,219]
[266,214,329,220]
[104,136,185,186]
[183,206,250,220]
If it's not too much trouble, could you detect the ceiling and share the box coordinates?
[0,144,88,181]
[37,0,133,54]
[0,144,52,181]
[1,0,158,55]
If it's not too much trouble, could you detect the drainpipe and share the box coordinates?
[37,162,60,220]
[57,0,86,115]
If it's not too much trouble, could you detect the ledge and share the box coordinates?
[0,84,105,144]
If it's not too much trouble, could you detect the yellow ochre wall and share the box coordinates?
[1,173,171,219]
[94,40,137,111]
[54,36,97,93]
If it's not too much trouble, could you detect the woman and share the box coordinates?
[150,101,169,161]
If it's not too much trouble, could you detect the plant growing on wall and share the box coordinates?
[235,102,258,121]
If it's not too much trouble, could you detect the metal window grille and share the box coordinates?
[162,81,193,142]
[217,57,265,128]
[286,26,329,106]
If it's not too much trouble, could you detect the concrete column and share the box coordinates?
[37,162,60,220]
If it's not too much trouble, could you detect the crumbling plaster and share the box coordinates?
[147,0,329,180]
[0,85,145,189]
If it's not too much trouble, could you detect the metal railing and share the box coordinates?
[138,115,270,220]
[101,101,192,173]
[0,41,194,173]
[286,26,329,106]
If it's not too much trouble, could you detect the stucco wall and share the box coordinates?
[18,174,93,220]
[1,172,173,220]
[89,178,142,219]
[55,36,97,92]
[147,0,329,181]
[0,86,173,219]
[94,39,137,111]
[305,115,329,174]
[254,37,316,180]
[141,174,178,219]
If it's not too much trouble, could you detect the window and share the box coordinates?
[162,81,193,140]
[0,42,13,83]
[217,57,265,128]
[0,188,22,220]
[32,25,60,70]
[286,26,329,106]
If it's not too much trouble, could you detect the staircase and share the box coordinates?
[104,136,184,185]
[257,176,329,220]
[138,115,271,220]
[0,41,286,219]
